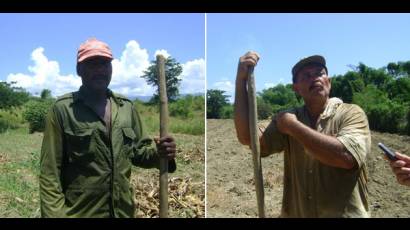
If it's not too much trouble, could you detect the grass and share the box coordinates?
[0,108,25,133]
[0,125,42,217]
[0,99,205,217]
[137,102,205,136]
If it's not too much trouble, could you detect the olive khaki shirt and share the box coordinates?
[261,98,370,218]
[40,86,176,218]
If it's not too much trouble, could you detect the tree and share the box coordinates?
[40,89,53,100]
[330,72,365,103]
[0,81,30,109]
[141,57,183,103]
[207,89,229,119]
[259,84,302,113]
[353,85,407,134]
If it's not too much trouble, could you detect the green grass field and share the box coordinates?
[0,103,205,218]
[0,126,42,217]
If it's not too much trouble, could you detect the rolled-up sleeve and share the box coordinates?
[260,117,287,157]
[336,105,371,168]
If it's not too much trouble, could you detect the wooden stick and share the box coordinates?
[157,55,169,218]
[247,66,265,218]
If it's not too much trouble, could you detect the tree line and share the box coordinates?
[207,61,410,135]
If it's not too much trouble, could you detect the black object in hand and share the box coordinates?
[378,143,398,161]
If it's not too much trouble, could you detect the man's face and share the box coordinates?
[292,64,331,102]
[78,56,112,92]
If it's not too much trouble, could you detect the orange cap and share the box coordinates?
[77,38,113,63]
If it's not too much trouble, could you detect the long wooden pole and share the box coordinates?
[157,55,169,218]
[247,66,265,218]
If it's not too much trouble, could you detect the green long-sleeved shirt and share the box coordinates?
[40,87,176,218]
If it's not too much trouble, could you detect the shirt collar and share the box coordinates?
[319,97,343,120]
[73,86,123,106]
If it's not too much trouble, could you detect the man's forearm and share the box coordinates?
[234,77,251,145]
[287,120,356,169]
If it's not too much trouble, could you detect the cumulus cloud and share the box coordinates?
[212,79,234,103]
[263,78,284,89]
[154,49,171,59]
[180,58,205,95]
[6,40,205,99]
[212,79,234,94]
[110,40,154,97]
[264,82,276,89]
[7,47,81,97]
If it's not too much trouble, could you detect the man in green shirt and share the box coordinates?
[234,52,370,217]
[40,38,177,218]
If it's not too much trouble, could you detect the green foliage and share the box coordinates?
[330,72,365,103]
[141,57,183,103]
[353,85,407,134]
[385,77,410,103]
[407,110,410,135]
[40,89,53,100]
[23,99,54,133]
[221,105,234,119]
[259,84,302,114]
[207,89,230,119]
[169,95,204,119]
[256,97,272,120]
[387,61,410,77]
[0,108,24,133]
[135,95,205,135]
[0,82,30,109]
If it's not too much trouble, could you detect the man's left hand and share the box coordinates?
[154,135,177,160]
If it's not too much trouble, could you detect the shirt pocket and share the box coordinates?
[64,128,96,164]
[121,127,136,158]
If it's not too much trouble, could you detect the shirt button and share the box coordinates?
[308,195,312,200]
[308,169,313,174]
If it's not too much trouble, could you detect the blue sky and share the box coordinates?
[0,13,205,98]
[207,13,410,102]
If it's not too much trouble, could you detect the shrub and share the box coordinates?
[169,99,193,119]
[257,97,272,120]
[0,108,24,132]
[221,105,234,119]
[353,85,407,133]
[23,100,54,133]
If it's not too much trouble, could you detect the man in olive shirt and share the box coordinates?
[40,38,177,218]
[234,52,370,217]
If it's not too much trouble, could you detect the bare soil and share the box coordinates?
[206,119,410,218]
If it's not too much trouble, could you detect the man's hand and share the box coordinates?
[275,112,299,135]
[154,135,176,160]
[388,152,410,187]
[237,51,260,81]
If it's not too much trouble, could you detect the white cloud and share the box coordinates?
[263,78,284,89]
[6,41,204,99]
[110,40,154,97]
[264,82,276,89]
[154,49,171,59]
[212,79,234,103]
[180,58,205,95]
[7,47,81,97]
[212,79,234,94]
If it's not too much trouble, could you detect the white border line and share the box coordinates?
[204,12,207,219]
